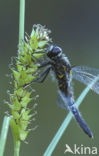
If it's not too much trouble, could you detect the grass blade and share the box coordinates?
[0,116,11,156]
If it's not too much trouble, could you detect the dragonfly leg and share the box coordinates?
[32,53,52,67]
[34,67,51,83]
[38,61,52,68]
[23,64,52,88]
[31,55,42,64]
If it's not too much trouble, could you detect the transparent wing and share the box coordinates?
[72,66,99,94]
[56,91,67,109]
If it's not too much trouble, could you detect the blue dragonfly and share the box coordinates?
[33,45,99,138]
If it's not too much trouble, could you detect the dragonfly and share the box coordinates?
[34,44,99,138]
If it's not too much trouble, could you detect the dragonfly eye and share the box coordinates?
[47,45,62,58]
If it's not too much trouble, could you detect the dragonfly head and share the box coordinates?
[47,45,62,59]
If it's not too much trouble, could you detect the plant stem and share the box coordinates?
[14,140,21,156]
[13,0,25,156]
[19,0,25,43]
[44,75,99,156]
[0,116,11,156]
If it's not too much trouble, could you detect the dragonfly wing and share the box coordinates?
[72,66,99,94]
[56,91,67,109]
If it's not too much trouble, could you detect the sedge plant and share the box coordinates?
[9,24,51,156]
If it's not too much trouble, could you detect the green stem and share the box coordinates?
[44,75,99,156]
[19,0,25,43]
[14,140,21,156]
[0,116,11,156]
[13,0,25,156]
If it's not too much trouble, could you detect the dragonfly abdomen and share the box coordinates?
[70,105,93,138]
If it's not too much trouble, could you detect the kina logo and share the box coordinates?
[64,144,98,155]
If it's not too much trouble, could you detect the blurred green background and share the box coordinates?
[0,0,99,156]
